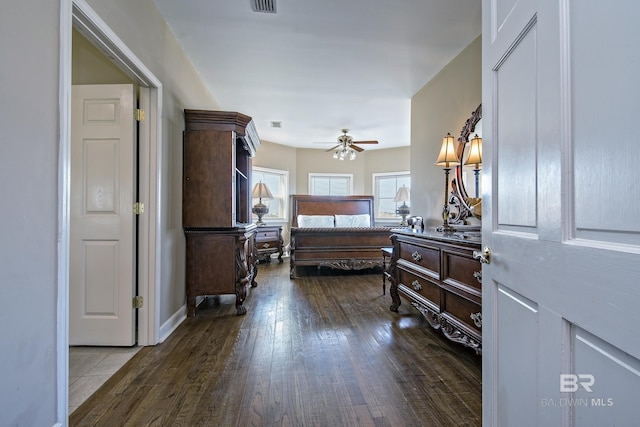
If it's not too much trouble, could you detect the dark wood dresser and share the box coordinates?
[183,110,260,316]
[255,225,284,263]
[389,229,482,353]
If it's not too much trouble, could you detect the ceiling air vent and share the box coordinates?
[252,0,276,14]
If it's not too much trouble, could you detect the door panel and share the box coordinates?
[83,139,118,213]
[70,84,136,346]
[571,0,640,241]
[495,21,537,230]
[496,286,538,427]
[573,327,640,426]
[83,240,119,314]
[483,0,640,425]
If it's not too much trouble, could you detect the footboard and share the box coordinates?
[289,227,393,278]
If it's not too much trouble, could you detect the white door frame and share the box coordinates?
[58,0,163,422]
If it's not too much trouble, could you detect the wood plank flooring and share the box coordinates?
[70,261,481,426]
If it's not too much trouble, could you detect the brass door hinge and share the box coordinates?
[133,202,144,215]
[132,296,143,309]
[134,109,145,121]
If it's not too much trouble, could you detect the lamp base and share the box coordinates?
[396,203,410,226]
[438,168,456,232]
[252,203,269,226]
[437,211,456,233]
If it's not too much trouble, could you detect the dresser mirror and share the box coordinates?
[450,104,482,225]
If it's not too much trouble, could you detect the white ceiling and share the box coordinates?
[154,0,481,150]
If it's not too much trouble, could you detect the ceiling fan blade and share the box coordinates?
[351,144,365,152]
[352,140,378,144]
[324,144,341,152]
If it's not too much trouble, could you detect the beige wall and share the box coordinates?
[255,144,410,197]
[411,36,482,227]
[294,147,367,194]
[72,28,132,84]
[254,140,298,194]
[364,146,411,194]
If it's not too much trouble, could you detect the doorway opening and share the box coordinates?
[59,0,163,420]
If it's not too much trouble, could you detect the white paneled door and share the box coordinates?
[482,0,640,425]
[70,84,137,346]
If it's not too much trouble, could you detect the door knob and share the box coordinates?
[473,246,491,264]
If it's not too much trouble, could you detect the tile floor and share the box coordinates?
[69,346,141,414]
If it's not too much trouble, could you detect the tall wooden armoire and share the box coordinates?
[183,110,260,316]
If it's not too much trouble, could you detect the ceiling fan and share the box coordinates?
[319,129,379,160]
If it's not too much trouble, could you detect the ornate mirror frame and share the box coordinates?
[449,104,482,225]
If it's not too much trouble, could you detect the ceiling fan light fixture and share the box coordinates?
[326,128,376,160]
[332,145,357,160]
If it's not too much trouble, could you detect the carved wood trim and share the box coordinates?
[450,104,482,225]
[411,302,440,329]
[234,237,249,315]
[410,301,482,354]
[318,260,382,270]
[440,317,482,354]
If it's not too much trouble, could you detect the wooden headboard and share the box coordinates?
[290,195,375,227]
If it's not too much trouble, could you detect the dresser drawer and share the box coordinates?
[256,229,279,241]
[443,290,482,333]
[442,248,482,292]
[257,241,276,250]
[397,241,440,278]
[397,267,441,311]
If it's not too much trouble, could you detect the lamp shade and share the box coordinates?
[434,133,460,167]
[251,182,273,199]
[393,186,410,202]
[464,134,482,167]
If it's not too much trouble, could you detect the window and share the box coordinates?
[373,172,411,222]
[251,167,288,222]
[308,173,353,196]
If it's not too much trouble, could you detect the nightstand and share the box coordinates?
[255,225,283,263]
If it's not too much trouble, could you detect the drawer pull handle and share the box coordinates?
[470,312,482,328]
[473,270,482,284]
[411,251,422,262]
[411,280,422,291]
[262,243,270,249]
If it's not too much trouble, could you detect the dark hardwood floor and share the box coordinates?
[70,260,481,426]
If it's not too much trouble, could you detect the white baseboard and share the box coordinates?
[158,304,187,343]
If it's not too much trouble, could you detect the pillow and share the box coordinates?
[297,215,335,228]
[334,214,371,228]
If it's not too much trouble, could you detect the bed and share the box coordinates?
[289,195,395,278]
